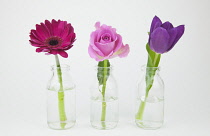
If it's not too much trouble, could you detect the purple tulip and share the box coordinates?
[149,16,185,54]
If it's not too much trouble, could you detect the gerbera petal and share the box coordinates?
[61,24,71,39]
[52,19,59,36]
[40,23,50,37]
[63,45,73,50]
[36,47,50,53]
[30,30,44,42]
[35,24,48,40]
[58,50,68,58]
[63,32,76,45]
[45,20,53,35]
[49,50,58,55]
[57,21,66,37]
[29,34,43,44]
[29,40,45,47]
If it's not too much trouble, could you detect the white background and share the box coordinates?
[0,0,209,135]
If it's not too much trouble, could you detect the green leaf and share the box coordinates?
[97,60,110,85]
[145,43,161,95]
[146,43,161,67]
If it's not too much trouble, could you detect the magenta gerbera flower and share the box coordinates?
[29,19,76,58]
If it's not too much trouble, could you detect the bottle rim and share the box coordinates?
[141,65,161,71]
[51,64,70,70]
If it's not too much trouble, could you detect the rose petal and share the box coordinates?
[95,41,115,56]
[88,45,105,61]
[95,22,101,29]
[113,34,123,52]
[118,44,130,58]
[110,44,129,58]
[149,27,170,54]
[97,29,116,42]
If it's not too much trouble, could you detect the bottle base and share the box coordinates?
[135,120,163,130]
[91,121,118,130]
[48,121,75,130]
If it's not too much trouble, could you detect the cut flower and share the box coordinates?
[149,16,185,54]
[88,22,130,61]
[29,19,76,58]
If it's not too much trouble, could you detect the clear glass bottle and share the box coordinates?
[90,66,118,129]
[135,66,164,129]
[47,65,76,130]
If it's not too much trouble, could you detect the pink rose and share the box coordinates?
[88,22,130,61]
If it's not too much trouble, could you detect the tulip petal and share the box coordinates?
[150,27,170,54]
[168,25,185,51]
[150,16,162,33]
[166,27,178,52]
[161,21,174,30]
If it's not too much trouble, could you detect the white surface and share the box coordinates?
[0,0,210,135]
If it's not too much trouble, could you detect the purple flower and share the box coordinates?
[149,16,185,54]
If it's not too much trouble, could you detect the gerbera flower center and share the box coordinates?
[44,36,62,48]
[49,40,59,46]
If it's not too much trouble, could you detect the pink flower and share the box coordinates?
[29,19,76,58]
[88,22,130,61]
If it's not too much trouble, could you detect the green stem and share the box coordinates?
[135,49,161,121]
[101,59,108,128]
[55,55,67,129]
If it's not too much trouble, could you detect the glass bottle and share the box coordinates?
[135,66,164,129]
[47,65,76,130]
[90,66,118,129]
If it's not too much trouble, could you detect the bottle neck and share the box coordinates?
[51,64,70,73]
[141,66,160,74]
